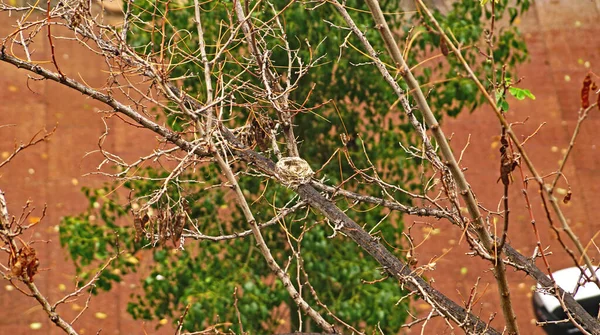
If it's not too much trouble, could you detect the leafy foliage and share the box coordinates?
[509,87,536,101]
[60,0,530,333]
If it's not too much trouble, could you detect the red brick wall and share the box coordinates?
[1,1,599,334]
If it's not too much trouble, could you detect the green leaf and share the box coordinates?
[499,99,510,112]
[59,0,532,332]
[508,7,518,24]
[509,87,536,100]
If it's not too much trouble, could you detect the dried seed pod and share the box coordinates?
[252,116,274,151]
[591,80,599,111]
[497,134,519,186]
[133,214,143,242]
[597,86,600,112]
[499,160,513,186]
[158,210,168,246]
[133,211,150,242]
[581,74,592,109]
[182,199,191,215]
[10,257,23,277]
[10,247,39,281]
[563,189,573,204]
[440,38,449,57]
[172,211,186,247]
[23,247,39,280]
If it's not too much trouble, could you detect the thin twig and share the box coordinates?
[417,0,600,292]
[341,0,518,332]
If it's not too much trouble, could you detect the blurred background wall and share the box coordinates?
[1,0,599,334]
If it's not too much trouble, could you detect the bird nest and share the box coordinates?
[275,157,314,188]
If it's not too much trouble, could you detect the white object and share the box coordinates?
[535,267,600,313]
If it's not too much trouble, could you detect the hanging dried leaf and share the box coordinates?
[10,255,22,277]
[252,115,274,151]
[440,38,449,57]
[592,81,600,111]
[597,85,600,112]
[497,133,517,185]
[10,246,39,282]
[158,209,168,246]
[148,215,155,244]
[133,211,150,242]
[172,211,186,247]
[581,74,592,109]
[499,160,513,185]
[133,214,143,242]
[563,189,572,204]
[182,199,191,215]
[24,247,39,280]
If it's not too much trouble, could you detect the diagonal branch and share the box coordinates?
[332,0,518,332]
[0,191,80,335]
[231,0,299,157]
[310,180,454,220]
[416,0,600,292]
[4,37,599,335]
[184,201,308,241]
[0,50,499,333]
[213,152,337,333]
